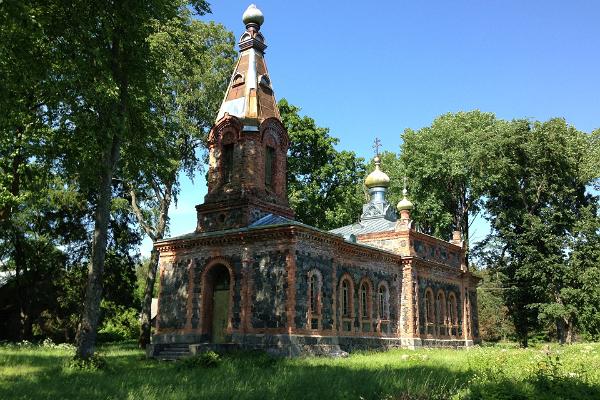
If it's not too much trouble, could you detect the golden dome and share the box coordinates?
[397,186,414,211]
[364,156,390,188]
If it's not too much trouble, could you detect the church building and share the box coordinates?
[149,5,480,358]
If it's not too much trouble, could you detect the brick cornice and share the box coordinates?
[155,224,403,264]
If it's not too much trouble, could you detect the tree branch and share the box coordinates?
[129,188,157,241]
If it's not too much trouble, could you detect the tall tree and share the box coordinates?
[478,118,596,345]
[127,16,236,348]
[0,0,63,339]
[279,99,365,230]
[400,111,498,250]
[42,0,210,360]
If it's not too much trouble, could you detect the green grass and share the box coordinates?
[1,341,599,400]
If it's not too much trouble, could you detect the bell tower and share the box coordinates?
[196,4,294,232]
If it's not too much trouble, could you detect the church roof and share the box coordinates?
[329,218,396,237]
[216,4,280,130]
[155,213,401,257]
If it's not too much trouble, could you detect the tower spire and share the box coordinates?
[216,4,279,128]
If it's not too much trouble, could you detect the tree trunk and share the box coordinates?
[139,248,160,348]
[75,133,121,359]
[10,127,31,339]
[134,180,172,348]
[13,229,28,340]
[565,318,573,344]
[556,318,566,345]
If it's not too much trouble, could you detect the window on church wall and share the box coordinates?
[360,283,368,318]
[425,289,434,324]
[340,278,353,332]
[378,284,389,320]
[436,291,446,335]
[265,146,275,188]
[222,143,234,183]
[359,281,371,332]
[436,292,445,323]
[309,274,318,313]
[448,292,458,327]
[308,271,321,330]
[342,280,350,317]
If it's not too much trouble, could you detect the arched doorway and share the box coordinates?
[204,264,231,343]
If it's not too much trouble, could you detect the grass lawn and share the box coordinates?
[1,341,599,400]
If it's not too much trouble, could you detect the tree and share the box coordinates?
[127,16,236,348]
[475,269,516,342]
[400,111,498,250]
[0,0,59,339]
[478,118,597,345]
[279,99,365,230]
[40,0,211,360]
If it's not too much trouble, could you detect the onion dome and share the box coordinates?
[365,156,390,188]
[397,187,414,211]
[242,4,264,26]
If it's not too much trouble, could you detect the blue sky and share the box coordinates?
[141,0,600,256]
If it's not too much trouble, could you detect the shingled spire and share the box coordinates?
[197,5,293,232]
[216,4,280,129]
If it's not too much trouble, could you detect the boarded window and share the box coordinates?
[448,293,457,325]
[425,290,434,324]
[378,285,389,320]
[265,146,275,188]
[222,144,234,183]
[309,274,318,314]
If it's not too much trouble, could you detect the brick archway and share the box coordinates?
[201,261,234,343]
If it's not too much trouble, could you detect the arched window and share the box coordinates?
[222,143,234,183]
[359,280,372,332]
[425,289,434,324]
[265,146,275,188]
[342,280,350,317]
[448,292,458,326]
[360,282,369,319]
[436,292,445,324]
[307,270,322,330]
[309,274,318,313]
[378,284,390,320]
[339,276,354,332]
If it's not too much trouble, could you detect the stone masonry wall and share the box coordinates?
[417,277,463,336]
[250,250,288,329]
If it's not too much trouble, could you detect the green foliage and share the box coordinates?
[177,351,221,369]
[66,354,107,371]
[97,301,140,342]
[400,111,497,242]
[475,270,515,342]
[476,118,598,345]
[280,99,366,230]
[2,342,600,400]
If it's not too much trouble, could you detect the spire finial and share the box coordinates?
[373,137,382,158]
[403,176,408,196]
[243,4,264,28]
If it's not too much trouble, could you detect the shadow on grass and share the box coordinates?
[1,348,599,400]
[463,376,600,400]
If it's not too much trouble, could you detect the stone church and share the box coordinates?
[149,5,480,358]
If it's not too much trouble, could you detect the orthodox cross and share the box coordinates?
[372,137,382,157]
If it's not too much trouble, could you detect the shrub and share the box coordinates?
[97,301,140,342]
[178,351,221,369]
[65,354,107,371]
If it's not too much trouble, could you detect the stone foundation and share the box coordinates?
[148,332,475,358]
